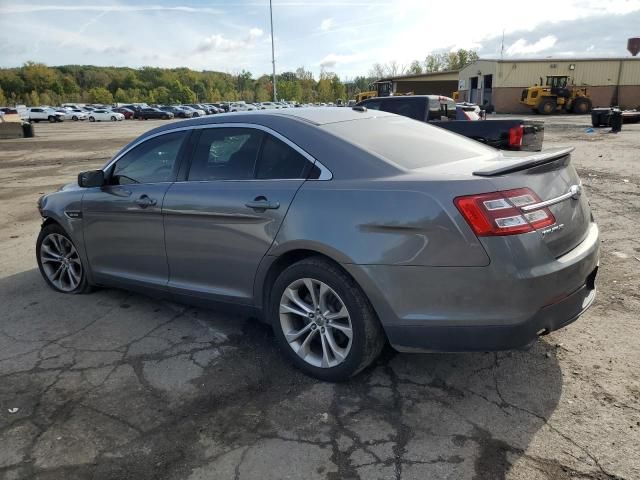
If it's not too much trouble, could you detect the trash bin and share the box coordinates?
[591,107,610,127]
[610,108,623,133]
[22,122,34,138]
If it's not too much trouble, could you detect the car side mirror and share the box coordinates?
[78,170,105,188]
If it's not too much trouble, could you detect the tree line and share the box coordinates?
[0,63,348,106]
[0,50,478,107]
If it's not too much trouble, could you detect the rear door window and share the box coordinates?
[255,134,312,179]
[188,128,263,181]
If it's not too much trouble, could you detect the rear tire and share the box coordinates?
[36,224,91,294]
[48,115,56,123]
[270,257,385,381]
[538,99,556,115]
[89,116,95,122]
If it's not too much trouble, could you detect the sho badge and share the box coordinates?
[541,224,564,236]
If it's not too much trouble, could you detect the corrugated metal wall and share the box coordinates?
[459,59,640,89]
[495,60,639,87]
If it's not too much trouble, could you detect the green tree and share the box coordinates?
[0,86,6,105]
[423,49,478,72]
[407,60,423,74]
[39,91,52,106]
[0,71,25,97]
[88,87,113,104]
[424,53,447,72]
[152,86,171,104]
[22,62,58,92]
[209,88,222,102]
[28,90,40,106]
[317,73,334,102]
[114,88,127,102]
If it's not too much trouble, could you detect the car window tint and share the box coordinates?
[188,128,263,181]
[111,131,186,185]
[380,98,424,121]
[255,134,310,179]
[324,115,495,170]
[427,99,444,121]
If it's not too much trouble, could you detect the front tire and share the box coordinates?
[36,224,90,294]
[270,257,385,381]
[572,97,592,114]
[89,116,95,122]
[72,115,78,121]
[111,116,116,121]
[48,115,56,123]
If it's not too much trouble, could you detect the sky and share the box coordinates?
[1,0,639,79]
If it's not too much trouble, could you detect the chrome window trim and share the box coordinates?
[102,122,333,181]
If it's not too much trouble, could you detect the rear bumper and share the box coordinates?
[344,222,599,352]
[384,273,596,352]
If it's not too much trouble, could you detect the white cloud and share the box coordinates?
[0,4,222,15]
[506,35,557,56]
[196,28,263,53]
[320,18,334,31]
[249,28,264,39]
[319,52,366,69]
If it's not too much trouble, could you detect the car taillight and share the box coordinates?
[454,188,555,236]
[508,125,524,148]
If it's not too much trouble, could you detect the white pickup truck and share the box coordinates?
[28,107,65,123]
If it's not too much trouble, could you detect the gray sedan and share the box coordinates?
[35,108,599,380]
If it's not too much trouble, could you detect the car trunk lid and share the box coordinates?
[474,147,591,257]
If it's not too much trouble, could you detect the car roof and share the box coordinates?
[137,108,395,142]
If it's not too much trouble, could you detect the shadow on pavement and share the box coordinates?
[0,269,563,480]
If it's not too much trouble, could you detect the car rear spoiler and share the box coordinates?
[473,147,575,177]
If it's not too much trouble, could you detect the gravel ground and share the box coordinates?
[0,115,638,480]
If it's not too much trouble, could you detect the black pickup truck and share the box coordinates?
[356,95,544,151]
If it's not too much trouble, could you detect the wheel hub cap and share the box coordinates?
[279,277,353,368]
[39,233,82,292]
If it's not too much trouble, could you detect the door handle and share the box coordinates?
[135,194,157,208]
[245,199,280,210]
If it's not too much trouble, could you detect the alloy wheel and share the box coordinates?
[39,233,83,292]
[279,278,353,368]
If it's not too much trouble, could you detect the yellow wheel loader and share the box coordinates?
[521,75,592,115]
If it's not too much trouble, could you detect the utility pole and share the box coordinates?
[270,0,277,101]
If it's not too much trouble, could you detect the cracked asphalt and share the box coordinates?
[1,117,639,480]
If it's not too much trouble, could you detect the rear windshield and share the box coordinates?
[322,115,495,170]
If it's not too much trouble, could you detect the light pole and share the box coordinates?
[269,0,277,101]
